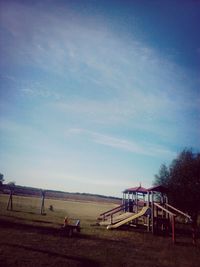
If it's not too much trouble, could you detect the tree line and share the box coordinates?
[154,148,200,229]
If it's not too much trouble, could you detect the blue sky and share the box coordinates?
[0,0,200,197]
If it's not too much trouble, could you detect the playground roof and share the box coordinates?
[123,186,148,194]
[147,185,167,193]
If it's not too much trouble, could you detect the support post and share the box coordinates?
[124,193,126,211]
[147,191,150,232]
[192,219,197,246]
[165,196,169,221]
[40,190,46,215]
[151,191,154,234]
[172,215,176,244]
[136,192,138,213]
[7,188,14,211]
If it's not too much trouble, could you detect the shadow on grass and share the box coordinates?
[0,218,124,245]
[0,211,53,224]
[7,209,49,217]
[175,241,195,247]
[175,240,200,248]
[0,218,63,235]
[2,242,100,267]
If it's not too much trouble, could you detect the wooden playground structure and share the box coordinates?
[2,183,195,243]
[98,185,193,244]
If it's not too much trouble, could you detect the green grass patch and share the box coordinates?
[0,194,199,267]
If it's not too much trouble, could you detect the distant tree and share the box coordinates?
[168,150,200,225]
[154,163,170,188]
[8,181,16,189]
[0,173,4,186]
[154,149,200,228]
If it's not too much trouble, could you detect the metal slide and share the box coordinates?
[107,206,149,229]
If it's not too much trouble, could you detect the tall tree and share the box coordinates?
[0,173,4,186]
[154,149,200,227]
[154,163,170,188]
[168,150,200,224]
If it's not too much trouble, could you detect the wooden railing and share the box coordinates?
[165,203,192,221]
[99,203,126,221]
[153,202,176,243]
[154,202,176,216]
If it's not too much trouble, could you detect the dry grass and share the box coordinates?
[0,194,199,267]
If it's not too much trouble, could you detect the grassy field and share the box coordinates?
[0,194,200,267]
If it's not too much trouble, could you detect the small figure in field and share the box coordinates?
[63,216,69,227]
[49,205,54,211]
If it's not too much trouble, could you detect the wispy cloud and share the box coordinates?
[21,87,61,100]
[13,3,198,133]
[1,0,199,196]
[1,1,199,149]
[1,1,199,108]
[68,128,175,158]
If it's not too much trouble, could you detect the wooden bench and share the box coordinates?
[61,219,81,237]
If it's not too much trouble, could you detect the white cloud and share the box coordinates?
[1,1,199,153]
[53,87,179,126]
[21,88,35,95]
[1,1,199,196]
[21,87,61,100]
[67,128,175,158]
